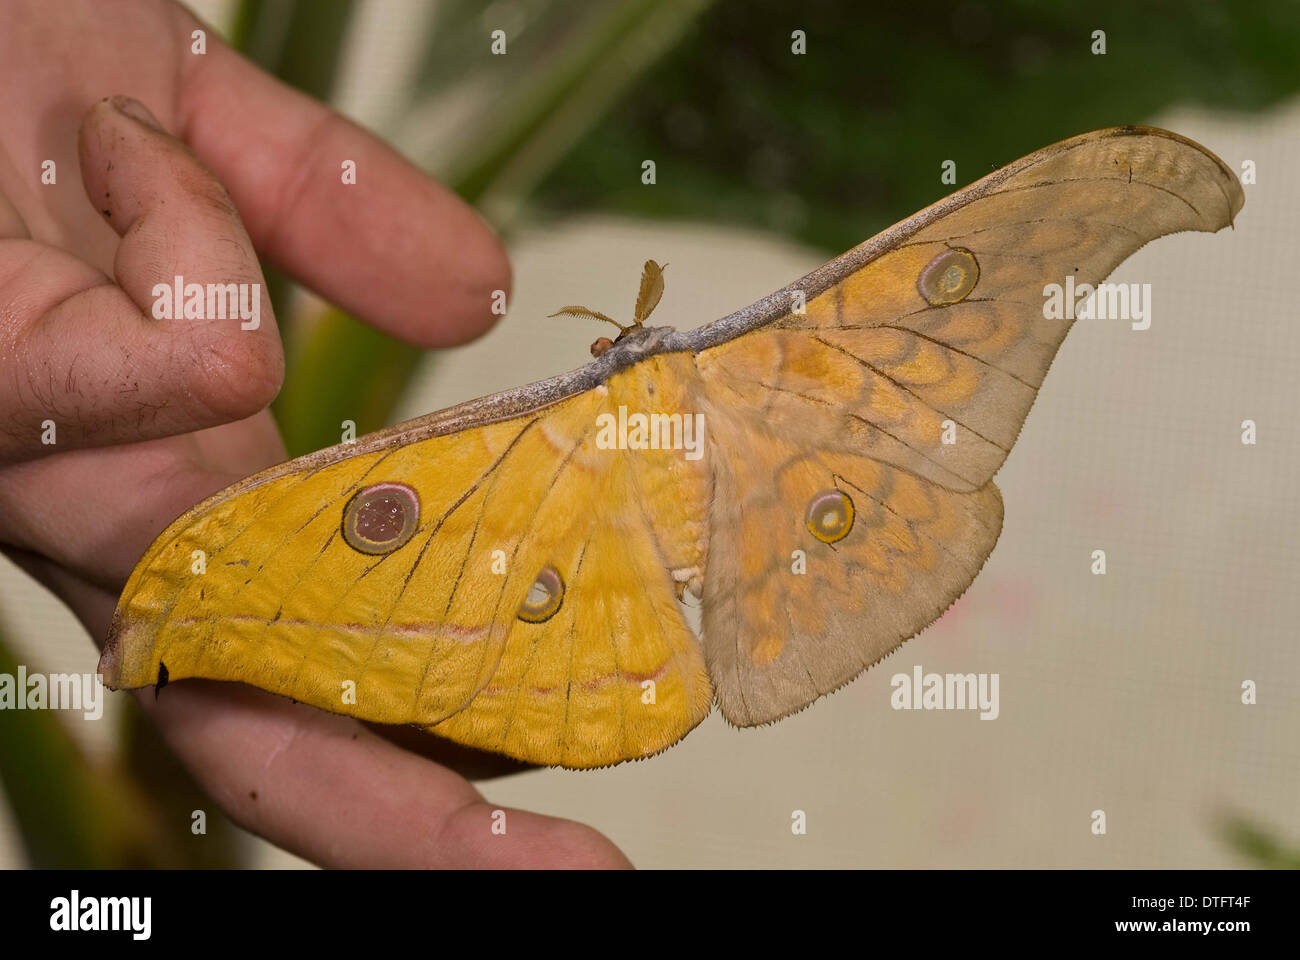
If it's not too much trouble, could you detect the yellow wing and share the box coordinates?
[428,354,714,766]
[693,126,1244,725]
[103,354,714,768]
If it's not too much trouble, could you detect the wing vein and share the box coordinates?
[809,334,1011,454]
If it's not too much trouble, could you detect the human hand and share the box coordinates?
[0,0,629,868]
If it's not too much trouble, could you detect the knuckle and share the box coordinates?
[186,331,284,422]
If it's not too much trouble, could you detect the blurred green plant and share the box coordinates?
[0,628,151,867]
[1219,810,1300,869]
[538,0,1300,254]
[0,627,239,867]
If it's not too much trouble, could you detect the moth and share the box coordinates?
[101,127,1244,768]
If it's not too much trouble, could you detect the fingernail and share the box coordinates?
[108,95,167,134]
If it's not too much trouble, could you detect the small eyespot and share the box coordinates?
[917,247,979,305]
[518,565,565,623]
[805,489,855,544]
[341,483,420,555]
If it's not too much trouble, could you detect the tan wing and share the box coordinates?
[694,127,1244,725]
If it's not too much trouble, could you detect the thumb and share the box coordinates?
[76,94,284,428]
[0,96,284,464]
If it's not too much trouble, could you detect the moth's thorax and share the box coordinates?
[602,324,675,366]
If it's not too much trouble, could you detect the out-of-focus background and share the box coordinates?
[1,0,1297,868]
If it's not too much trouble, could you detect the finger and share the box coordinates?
[0,186,29,239]
[175,11,509,348]
[0,410,282,590]
[139,682,632,869]
[0,96,284,464]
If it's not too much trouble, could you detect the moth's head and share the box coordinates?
[553,259,671,360]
